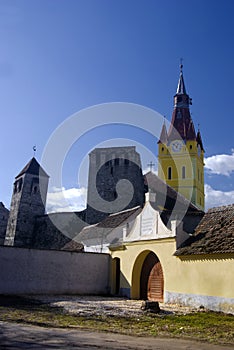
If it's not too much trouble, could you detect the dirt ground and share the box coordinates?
[0,295,233,349]
[29,295,199,317]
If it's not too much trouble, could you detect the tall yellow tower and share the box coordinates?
[158,64,205,210]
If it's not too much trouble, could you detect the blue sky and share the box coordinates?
[0,0,234,211]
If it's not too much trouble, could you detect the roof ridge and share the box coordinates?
[108,205,141,217]
[207,204,234,213]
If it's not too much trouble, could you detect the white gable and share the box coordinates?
[124,200,175,242]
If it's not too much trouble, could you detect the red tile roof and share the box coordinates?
[174,204,234,255]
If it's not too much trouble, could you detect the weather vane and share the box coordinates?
[180,57,183,72]
[33,145,36,156]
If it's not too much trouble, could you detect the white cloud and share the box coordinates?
[205,184,234,210]
[205,149,234,176]
[143,167,158,175]
[46,186,87,213]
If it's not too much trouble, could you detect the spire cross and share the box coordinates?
[33,145,36,156]
[147,161,155,172]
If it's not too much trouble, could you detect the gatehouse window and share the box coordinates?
[168,167,172,180]
[182,166,186,179]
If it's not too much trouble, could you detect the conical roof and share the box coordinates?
[15,157,49,179]
[158,122,168,144]
[176,70,187,94]
[196,130,205,151]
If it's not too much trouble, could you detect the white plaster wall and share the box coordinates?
[0,246,110,295]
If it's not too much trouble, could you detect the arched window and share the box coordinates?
[168,167,172,180]
[182,166,186,179]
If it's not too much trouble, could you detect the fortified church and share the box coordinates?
[0,66,233,313]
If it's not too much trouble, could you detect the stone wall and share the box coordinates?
[0,202,9,245]
[0,246,110,295]
[33,210,87,250]
[5,172,48,247]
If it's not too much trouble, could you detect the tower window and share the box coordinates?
[31,178,39,193]
[162,147,164,152]
[124,159,129,166]
[168,167,172,180]
[14,178,23,193]
[190,145,192,150]
[182,166,186,179]
[115,158,119,166]
[110,166,113,175]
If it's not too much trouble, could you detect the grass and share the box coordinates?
[0,296,233,345]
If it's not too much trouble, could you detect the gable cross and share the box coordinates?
[147,161,155,172]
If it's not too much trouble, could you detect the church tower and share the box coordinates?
[86,146,145,224]
[158,64,205,210]
[4,157,49,247]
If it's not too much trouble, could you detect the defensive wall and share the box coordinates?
[0,246,110,295]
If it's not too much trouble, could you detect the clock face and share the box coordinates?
[171,140,183,153]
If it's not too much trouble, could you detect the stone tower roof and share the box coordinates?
[15,157,49,179]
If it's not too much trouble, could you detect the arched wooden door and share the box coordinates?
[140,252,164,302]
[147,261,164,302]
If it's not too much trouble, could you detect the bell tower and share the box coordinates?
[158,64,205,210]
[4,157,49,247]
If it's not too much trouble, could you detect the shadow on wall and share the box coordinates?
[111,257,131,298]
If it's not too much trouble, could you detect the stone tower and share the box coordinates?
[86,146,145,224]
[158,64,205,210]
[4,157,49,247]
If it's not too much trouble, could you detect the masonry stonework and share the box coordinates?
[4,158,49,247]
[86,146,145,224]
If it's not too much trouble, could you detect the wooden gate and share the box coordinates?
[147,261,164,302]
[140,252,164,302]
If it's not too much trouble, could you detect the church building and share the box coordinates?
[158,63,205,210]
[0,65,233,314]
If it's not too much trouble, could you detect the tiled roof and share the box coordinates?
[0,202,9,212]
[62,240,84,252]
[77,206,141,243]
[16,157,49,179]
[158,122,168,144]
[174,204,234,256]
[196,130,204,151]
[167,108,196,141]
[144,172,201,214]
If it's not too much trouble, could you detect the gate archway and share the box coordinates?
[142,252,164,302]
[131,250,164,301]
